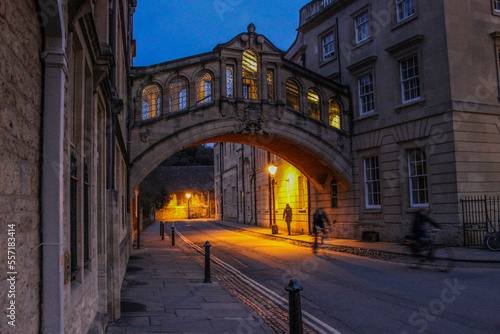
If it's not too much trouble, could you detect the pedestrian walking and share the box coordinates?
[283,203,293,235]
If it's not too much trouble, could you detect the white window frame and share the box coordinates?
[396,0,415,22]
[358,73,375,115]
[400,55,420,103]
[322,32,335,61]
[364,156,381,209]
[354,11,370,44]
[408,149,428,207]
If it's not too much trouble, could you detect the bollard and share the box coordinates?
[160,222,165,240]
[285,278,304,334]
[204,241,212,283]
[171,225,175,246]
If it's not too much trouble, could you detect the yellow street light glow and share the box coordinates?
[186,193,191,199]
[268,164,278,176]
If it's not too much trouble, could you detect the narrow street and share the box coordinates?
[173,220,500,334]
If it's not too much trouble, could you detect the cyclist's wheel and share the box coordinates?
[406,245,424,269]
[486,233,500,251]
[430,245,455,272]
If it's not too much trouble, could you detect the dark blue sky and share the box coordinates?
[133,0,308,66]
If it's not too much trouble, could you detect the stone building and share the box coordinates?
[153,166,215,220]
[217,0,500,246]
[0,1,136,333]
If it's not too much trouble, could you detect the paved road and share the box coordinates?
[174,220,500,334]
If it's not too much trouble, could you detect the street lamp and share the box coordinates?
[186,193,191,219]
[268,164,278,234]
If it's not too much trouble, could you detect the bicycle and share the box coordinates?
[405,229,455,272]
[485,219,500,251]
[312,226,331,254]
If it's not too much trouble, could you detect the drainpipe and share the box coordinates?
[38,0,66,332]
[219,143,224,220]
[253,146,258,226]
[307,179,312,235]
[241,144,246,224]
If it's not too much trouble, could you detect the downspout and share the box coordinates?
[336,17,341,84]
[236,157,239,222]
[108,0,117,190]
[219,143,224,220]
[38,0,66,332]
[241,144,246,224]
[253,146,258,226]
[268,151,272,227]
[307,179,312,235]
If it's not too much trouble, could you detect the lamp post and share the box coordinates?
[186,193,191,219]
[268,164,278,234]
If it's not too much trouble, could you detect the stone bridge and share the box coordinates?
[129,24,352,194]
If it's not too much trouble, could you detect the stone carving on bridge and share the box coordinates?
[234,103,270,135]
[140,129,150,143]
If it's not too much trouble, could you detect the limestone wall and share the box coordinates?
[0,1,43,333]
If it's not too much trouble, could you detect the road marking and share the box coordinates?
[178,232,342,334]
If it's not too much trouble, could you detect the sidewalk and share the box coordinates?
[106,222,273,334]
[212,219,500,264]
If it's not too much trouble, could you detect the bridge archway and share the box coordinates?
[130,25,353,196]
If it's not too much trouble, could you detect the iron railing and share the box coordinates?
[461,196,500,246]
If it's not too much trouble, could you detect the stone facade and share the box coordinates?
[285,0,500,244]
[1,1,136,333]
[0,1,43,332]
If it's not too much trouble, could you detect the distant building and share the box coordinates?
[153,166,215,220]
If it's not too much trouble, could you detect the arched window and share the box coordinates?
[242,49,259,99]
[141,84,161,120]
[169,78,187,112]
[307,88,321,120]
[329,98,341,129]
[196,72,212,105]
[286,79,300,111]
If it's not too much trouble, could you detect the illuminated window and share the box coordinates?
[267,69,275,100]
[396,0,415,22]
[358,74,374,114]
[364,156,380,209]
[328,98,341,129]
[408,149,428,206]
[226,65,234,98]
[307,88,321,120]
[286,79,300,111]
[196,72,212,105]
[169,78,187,112]
[242,49,259,99]
[400,55,420,103]
[141,84,161,119]
[354,11,370,44]
[322,32,335,61]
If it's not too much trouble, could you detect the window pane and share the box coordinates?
[169,79,187,112]
[396,0,415,21]
[267,69,275,100]
[242,49,259,99]
[142,84,161,119]
[364,156,380,208]
[322,33,335,61]
[196,72,212,105]
[408,149,428,206]
[400,56,420,102]
[355,12,370,43]
[286,79,300,111]
[358,74,374,114]
[307,89,321,120]
[329,98,341,129]
[226,65,234,98]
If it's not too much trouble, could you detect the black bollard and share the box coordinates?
[171,225,175,246]
[160,222,164,240]
[285,278,304,334]
[204,241,212,283]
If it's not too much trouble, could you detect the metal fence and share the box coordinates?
[461,196,500,246]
